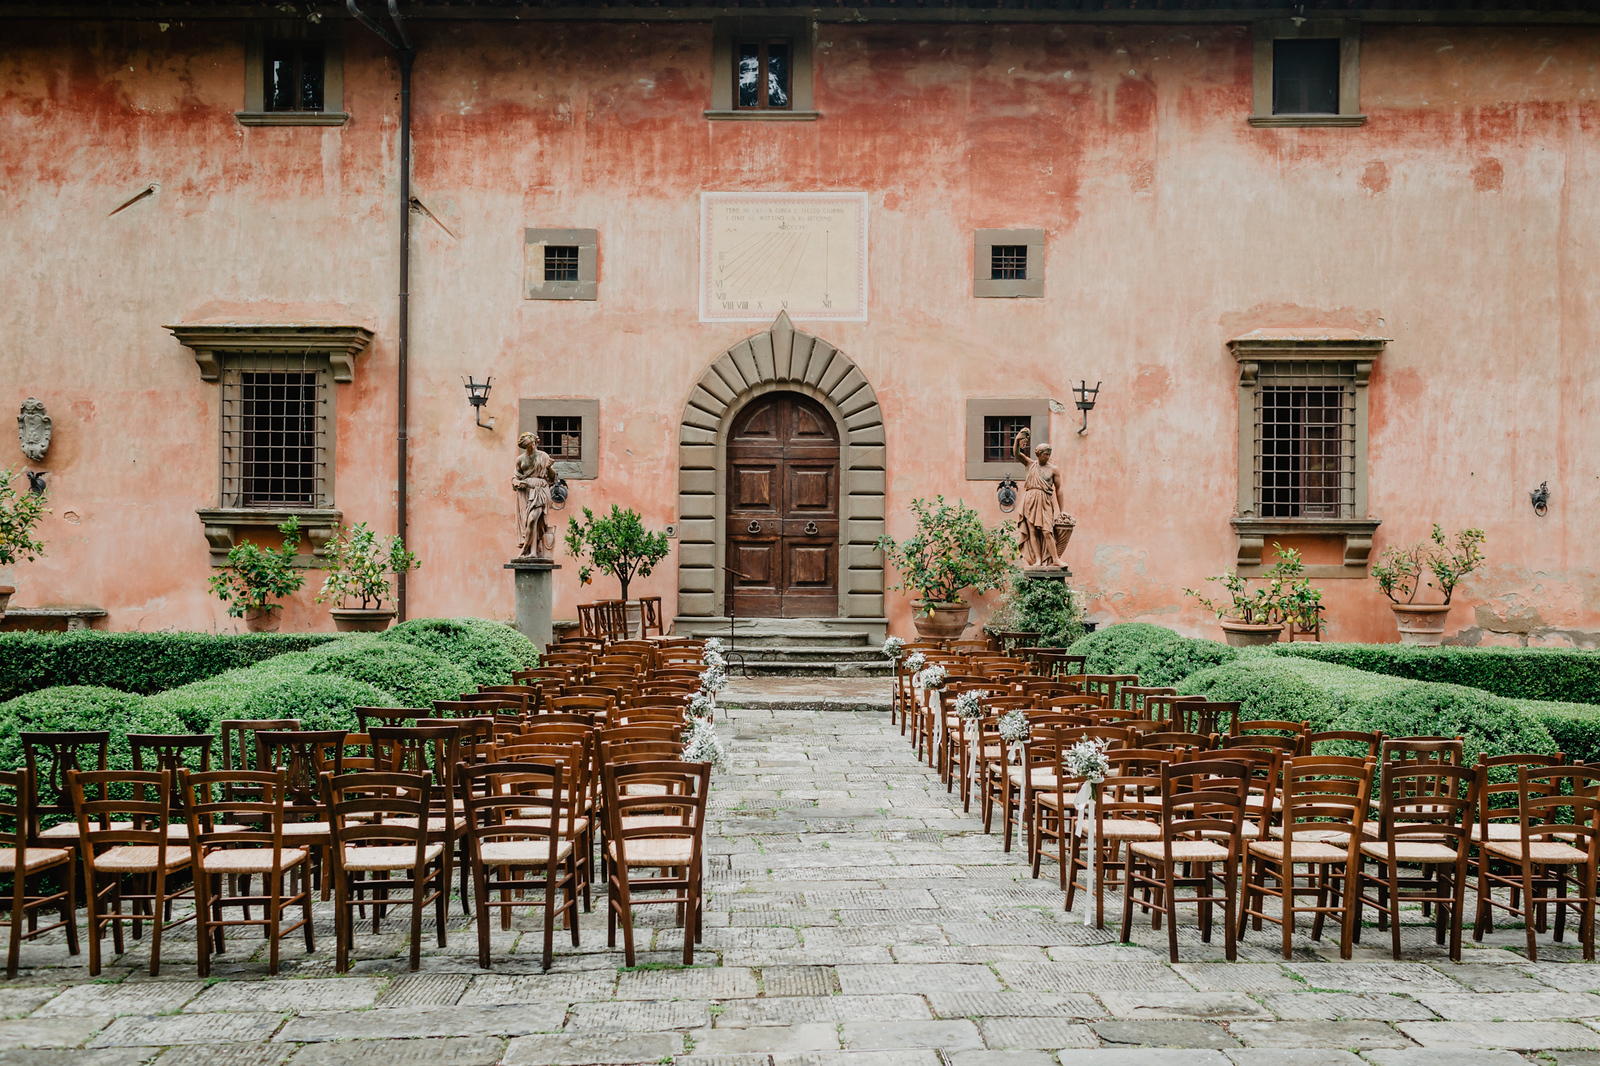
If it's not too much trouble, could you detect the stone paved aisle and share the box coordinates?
[5,704,1600,1065]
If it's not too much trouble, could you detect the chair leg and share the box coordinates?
[541,863,558,972]
[1387,860,1403,961]
[1281,863,1294,961]
[408,867,425,972]
[6,868,24,980]
[1522,860,1540,962]
[148,869,166,978]
[300,858,315,955]
[63,863,80,959]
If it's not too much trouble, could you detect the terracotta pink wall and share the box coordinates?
[3,18,1596,645]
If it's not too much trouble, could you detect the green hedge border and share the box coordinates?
[1265,641,1600,705]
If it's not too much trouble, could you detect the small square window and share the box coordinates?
[735,40,791,110]
[264,41,325,112]
[537,415,584,462]
[544,246,580,283]
[991,246,1028,281]
[1273,38,1339,115]
[983,415,1032,463]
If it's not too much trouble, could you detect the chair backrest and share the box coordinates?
[219,719,300,773]
[1234,719,1308,738]
[528,711,599,728]
[1083,674,1137,704]
[598,757,711,860]
[436,697,526,718]
[1144,694,1206,726]
[182,768,289,857]
[1117,686,1176,712]
[1047,694,1107,711]
[1099,749,1175,823]
[1138,731,1216,753]
[638,598,667,638]
[68,768,175,860]
[129,733,215,810]
[1159,758,1249,851]
[1278,756,1374,845]
[355,707,424,731]
[1383,736,1464,768]
[548,695,612,714]
[600,725,681,746]
[458,760,566,857]
[255,729,346,811]
[1515,766,1600,847]
[1376,761,1476,847]
[1475,752,1567,833]
[0,768,34,853]
[1173,700,1240,737]
[1219,733,1301,757]
[326,771,434,852]
[22,730,110,833]
[1303,729,1383,759]
[576,602,603,638]
[369,726,462,813]
[417,717,496,764]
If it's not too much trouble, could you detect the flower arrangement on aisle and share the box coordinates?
[1066,737,1111,926]
[681,637,731,768]
[881,636,905,664]
[997,710,1031,745]
[917,664,948,692]
[953,691,983,720]
[903,651,927,675]
[682,716,728,769]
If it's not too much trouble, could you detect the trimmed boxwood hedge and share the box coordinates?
[0,686,188,781]
[147,671,398,734]
[269,638,475,708]
[0,631,344,702]
[1128,637,1239,688]
[1265,642,1600,706]
[1066,623,1184,675]
[378,617,539,687]
[1177,654,1562,763]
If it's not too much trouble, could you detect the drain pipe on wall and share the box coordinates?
[347,0,415,620]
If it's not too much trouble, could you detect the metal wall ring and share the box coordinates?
[804,521,819,535]
[747,521,761,534]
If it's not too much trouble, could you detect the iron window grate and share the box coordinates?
[1253,361,1355,519]
[537,415,583,461]
[544,245,580,282]
[983,414,1032,463]
[220,355,330,508]
[991,245,1028,280]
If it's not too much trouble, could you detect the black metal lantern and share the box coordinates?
[463,376,494,429]
[1073,380,1102,435]
[997,477,1018,513]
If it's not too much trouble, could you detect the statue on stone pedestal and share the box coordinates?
[1013,427,1074,569]
[513,432,557,560]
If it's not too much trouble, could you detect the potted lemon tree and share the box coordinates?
[316,522,420,632]
[207,517,306,632]
[1186,544,1321,647]
[0,467,48,620]
[1372,525,1485,645]
[877,496,1016,640]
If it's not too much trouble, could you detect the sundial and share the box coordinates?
[699,192,868,323]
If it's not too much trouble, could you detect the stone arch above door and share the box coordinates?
[676,312,886,626]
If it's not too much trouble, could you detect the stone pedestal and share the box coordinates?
[505,560,560,652]
[1021,565,1072,583]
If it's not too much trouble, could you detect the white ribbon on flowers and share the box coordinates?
[1073,775,1104,926]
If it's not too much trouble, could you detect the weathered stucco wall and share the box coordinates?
[3,17,1596,644]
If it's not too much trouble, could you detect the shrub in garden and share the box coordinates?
[1266,642,1600,706]
[297,638,473,707]
[0,631,345,702]
[1328,683,1556,766]
[148,671,397,734]
[380,617,539,687]
[1528,702,1600,765]
[987,572,1086,648]
[1130,637,1239,688]
[0,686,186,782]
[1066,623,1183,675]
[1177,657,1342,731]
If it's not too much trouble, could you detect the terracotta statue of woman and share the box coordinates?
[1014,427,1071,568]
[513,432,556,559]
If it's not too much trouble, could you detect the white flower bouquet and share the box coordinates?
[687,691,714,720]
[682,717,728,769]
[917,664,948,691]
[1065,738,1111,782]
[703,646,727,669]
[953,691,984,720]
[903,651,928,674]
[882,636,906,662]
[699,663,729,695]
[704,637,724,653]
[997,710,1031,744]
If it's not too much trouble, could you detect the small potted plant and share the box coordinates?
[877,496,1017,640]
[1186,544,1317,647]
[207,517,306,632]
[316,521,420,632]
[0,467,47,621]
[564,505,671,637]
[1372,525,1486,645]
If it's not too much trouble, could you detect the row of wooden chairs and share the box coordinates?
[575,598,668,640]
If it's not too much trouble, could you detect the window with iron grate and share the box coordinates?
[990,246,1028,281]
[537,415,584,461]
[220,357,331,508]
[1254,362,1355,518]
[544,246,580,282]
[983,415,1032,463]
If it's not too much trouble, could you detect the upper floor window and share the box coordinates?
[1273,39,1339,116]
[974,230,1045,298]
[736,40,791,110]
[265,40,325,112]
[982,414,1032,464]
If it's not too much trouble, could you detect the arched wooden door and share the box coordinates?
[725,393,840,617]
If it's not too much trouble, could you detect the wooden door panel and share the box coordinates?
[727,392,840,619]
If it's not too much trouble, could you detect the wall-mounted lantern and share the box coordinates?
[464,376,494,429]
[1073,380,1102,436]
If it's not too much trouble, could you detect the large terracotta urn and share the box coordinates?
[243,606,281,633]
[0,585,13,621]
[1219,620,1284,647]
[1391,603,1451,646]
[913,601,971,641]
[331,607,397,633]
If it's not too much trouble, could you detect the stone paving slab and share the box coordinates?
[277,1004,566,1042]
[1096,992,1269,1020]
[1226,1020,1413,1048]
[0,1014,114,1049]
[90,1012,284,1047]
[287,1037,505,1065]
[1397,1019,1600,1048]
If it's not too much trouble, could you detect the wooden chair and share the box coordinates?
[576,602,604,639]
[1117,686,1176,713]
[23,731,115,849]
[219,719,300,777]
[255,730,346,900]
[1076,750,1176,928]
[1123,758,1250,962]
[1173,700,1241,737]
[369,726,467,913]
[324,771,449,972]
[0,768,77,977]
[1138,731,1216,753]
[1240,756,1373,959]
[1084,675,1138,707]
[129,733,215,829]
[489,738,594,912]
[1356,761,1476,961]
[458,761,581,970]
[598,756,711,966]
[636,598,666,638]
[355,707,424,731]
[67,768,191,976]
[1303,729,1383,759]
[1145,694,1206,727]
[182,768,314,976]
[1471,752,1566,847]
[1474,764,1600,961]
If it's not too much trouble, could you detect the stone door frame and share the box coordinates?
[676,312,886,625]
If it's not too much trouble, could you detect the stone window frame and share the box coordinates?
[524,228,599,301]
[1228,329,1387,579]
[974,230,1046,298]
[706,17,819,122]
[519,398,600,481]
[1249,19,1365,128]
[237,20,348,127]
[168,323,372,565]
[965,398,1051,481]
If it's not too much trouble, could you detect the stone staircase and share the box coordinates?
[681,619,893,678]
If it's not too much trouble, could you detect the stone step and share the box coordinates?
[689,630,872,649]
[719,644,887,663]
[733,659,895,679]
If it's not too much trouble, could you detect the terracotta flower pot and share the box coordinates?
[1391,602,1451,646]
[1219,620,1284,647]
[331,607,398,633]
[913,601,972,641]
[0,585,13,621]
[243,606,281,633]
